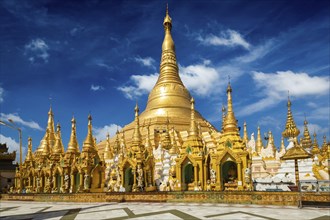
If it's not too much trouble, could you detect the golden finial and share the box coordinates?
[104,132,112,160]
[82,113,95,152]
[311,131,320,155]
[67,115,79,154]
[282,95,300,138]
[53,122,64,155]
[132,103,141,151]
[301,116,312,149]
[243,121,248,144]
[223,81,238,133]
[256,126,263,153]
[25,137,33,162]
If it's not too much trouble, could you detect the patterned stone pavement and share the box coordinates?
[0,201,329,220]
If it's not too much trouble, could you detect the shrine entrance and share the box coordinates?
[182,162,194,191]
[124,167,133,192]
[221,161,237,190]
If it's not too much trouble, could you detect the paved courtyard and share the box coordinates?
[0,201,329,220]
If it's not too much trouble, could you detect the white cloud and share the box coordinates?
[24,38,49,63]
[180,63,221,96]
[235,40,275,63]
[198,29,250,50]
[0,134,26,162]
[253,71,329,97]
[134,56,156,68]
[93,124,122,142]
[238,71,329,116]
[0,113,43,131]
[90,84,104,91]
[0,86,4,103]
[118,73,158,99]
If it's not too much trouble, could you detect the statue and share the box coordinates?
[137,165,144,191]
[36,177,41,193]
[210,168,216,184]
[84,174,90,190]
[244,167,251,184]
[206,179,212,191]
[64,174,70,192]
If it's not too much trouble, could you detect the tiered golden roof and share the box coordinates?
[255,126,263,155]
[66,116,79,154]
[301,118,312,149]
[82,114,96,153]
[282,97,300,138]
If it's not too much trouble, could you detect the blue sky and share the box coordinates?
[0,0,329,162]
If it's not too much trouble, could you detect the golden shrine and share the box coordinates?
[9,7,329,195]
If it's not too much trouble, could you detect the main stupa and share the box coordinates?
[98,7,217,151]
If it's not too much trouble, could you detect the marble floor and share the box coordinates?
[0,201,329,220]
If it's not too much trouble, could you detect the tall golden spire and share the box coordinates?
[114,129,120,155]
[282,96,300,138]
[182,97,203,154]
[103,133,112,160]
[268,131,276,156]
[221,105,226,132]
[47,106,56,151]
[132,103,142,151]
[25,137,33,162]
[82,114,96,153]
[243,121,248,144]
[301,117,312,149]
[143,5,192,117]
[279,136,286,152]
[311,132,320,155]
[223,82,239,134]
[321,135,328,154]
[53,123,64,155]
[39,129,50,156]
[189,97,198,136]
[67,116,79,154]
[144,121,152,154]
[256,126,263,154]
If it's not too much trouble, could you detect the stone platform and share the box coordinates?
[1,191,330,207]
[1,200,329,220]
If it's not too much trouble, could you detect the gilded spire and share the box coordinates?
[82,114,96,152]
[67,116,79,154]
[268,131,276,156]
[243,121,248,144]
[279,136,286,152]
[189,97,198,137]
[321,135,328,154]
[132,103,142,150]
[221,105,226,132]
[53,122,64,155]
[114,129,120,155]
[47,106,56,150]
[182,97,203,154]
[104,133,112,160]
[223,82,239,134]
[25,137,33,162]
[311,132,320,155]
[301,117,312,149]
[144,5,192,116]
[39,129,50,156]
[282,96,300,138]
[256,126,263,154]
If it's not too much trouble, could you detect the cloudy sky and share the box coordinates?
[0,0,329,162]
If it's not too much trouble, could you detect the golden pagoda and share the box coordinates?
[12,6,328,195]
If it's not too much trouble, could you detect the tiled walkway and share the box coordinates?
[0,201,329,220]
